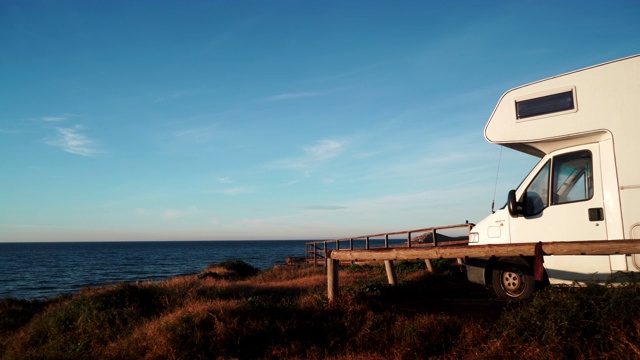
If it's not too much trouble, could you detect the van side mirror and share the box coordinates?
[507,190,523,217]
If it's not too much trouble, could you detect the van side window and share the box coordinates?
[552,150,593,204]
[524,161,550,215]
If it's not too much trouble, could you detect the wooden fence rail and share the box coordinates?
[327,239,640,301]
[305,223,473,266]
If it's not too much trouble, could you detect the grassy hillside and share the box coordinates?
[1,260,639,359]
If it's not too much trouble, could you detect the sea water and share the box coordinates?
[0,240,308,300]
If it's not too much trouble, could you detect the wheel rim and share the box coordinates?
[500,268,525,297]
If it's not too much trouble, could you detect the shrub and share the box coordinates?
[218,259,259,277]
[0,298,49,334]
[4,260,640,359]
[394,260,426,273]
[494,281,640,359]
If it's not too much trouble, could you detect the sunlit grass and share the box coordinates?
[1,260,640,359]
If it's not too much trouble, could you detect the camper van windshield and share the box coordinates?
[524,161,550,215]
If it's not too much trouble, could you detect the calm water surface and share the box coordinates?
[0,240,307,300]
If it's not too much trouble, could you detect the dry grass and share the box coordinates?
[1,260,640,359]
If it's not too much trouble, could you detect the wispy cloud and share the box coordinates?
[203,176,257,196]
[261,90,326,102]
[205,173,256,196]
[42,116,67,122]
[271,139,346,170]
[260,87,346,102]
[0,128,21,134]
[40,113,83,122]
[203,185,256,196]
[45,125,104,156]
[299,205,347,211]
[304,140,344,160]
[173,126,217,143]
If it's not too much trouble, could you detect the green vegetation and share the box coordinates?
[1,260,639,359]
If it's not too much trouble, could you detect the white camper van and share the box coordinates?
[466,54,640,300]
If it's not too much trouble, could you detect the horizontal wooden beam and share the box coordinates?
[329,223,471,242]
[329,239,640,261]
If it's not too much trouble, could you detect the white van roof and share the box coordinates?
[485,54,640,157]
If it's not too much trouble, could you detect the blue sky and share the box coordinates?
[1,1,639,242]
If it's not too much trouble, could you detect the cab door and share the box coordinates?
[508,143,610,283]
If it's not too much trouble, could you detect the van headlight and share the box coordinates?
[469,232,479,243]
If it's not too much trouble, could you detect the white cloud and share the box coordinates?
[42,116,67,122]
[45,125,104,156]
[304,139,344,160]
[40,113,83,122]
[283,179,299,186]
[299,205,347,211]
[261,90,325,102]
[217,177,233,184]
[172,125,217,144]
[271,139,346,170]
[0,128,21,134]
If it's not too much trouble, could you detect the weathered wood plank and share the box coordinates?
[327,259,339,301]
[329,239,640,261]
[384,260,397,285]
[425,259,434,273]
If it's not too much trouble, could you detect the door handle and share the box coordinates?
[588,208,604,221]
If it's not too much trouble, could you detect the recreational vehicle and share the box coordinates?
[466,54,640,300]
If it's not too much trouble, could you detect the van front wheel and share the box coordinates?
[492,261,535,301]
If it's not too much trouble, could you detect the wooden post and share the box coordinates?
[384,260,397,285]
[313,243,317,267]
[327,258,339,302]
[432,229,437,246]
[366,236,370,250]
[407,232,412,248]
[385,234,389,248]
[323,241,328,267]
[425,259,434,273]
[350,238,354,265]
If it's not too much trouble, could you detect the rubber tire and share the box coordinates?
[492,260,536,301]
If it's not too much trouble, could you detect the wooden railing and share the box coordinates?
[305,223,473,266]
[326,238,640,301]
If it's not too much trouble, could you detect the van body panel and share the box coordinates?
[469,55,640,288]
